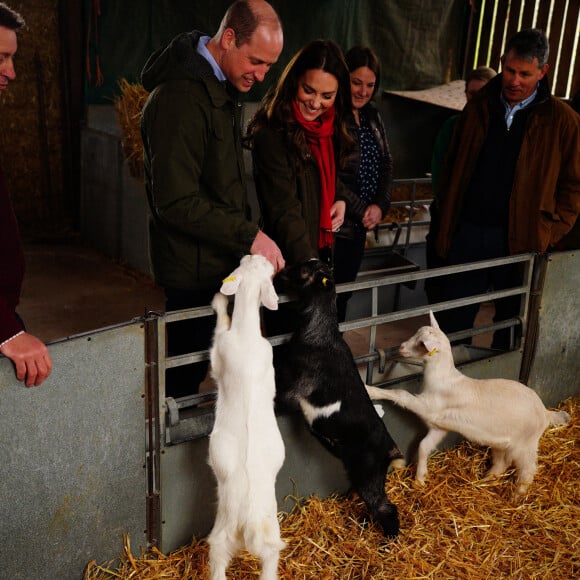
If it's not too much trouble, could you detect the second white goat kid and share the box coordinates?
[207,255,285,580]
[366,311,570,498]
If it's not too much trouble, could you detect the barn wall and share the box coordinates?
[84,0,466,104]
[0,0,71,238]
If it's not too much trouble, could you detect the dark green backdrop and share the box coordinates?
[85,0,467,103]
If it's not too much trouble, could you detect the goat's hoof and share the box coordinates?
[379,517,399,539]
[375,502,399,539]
[388,458,406,472]
[513,483,530,500]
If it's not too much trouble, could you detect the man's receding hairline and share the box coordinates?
[248,0,282,38]
[217,0,281,48]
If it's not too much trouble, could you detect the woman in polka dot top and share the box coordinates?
[334,46,393,322]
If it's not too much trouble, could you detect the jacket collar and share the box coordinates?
[482,73,551,106]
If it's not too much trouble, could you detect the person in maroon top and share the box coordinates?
[0,2,52,386]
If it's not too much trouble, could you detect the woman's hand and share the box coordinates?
[330,200,346,232]
[362,204,382,230]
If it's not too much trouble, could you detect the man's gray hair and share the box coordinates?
[505,28,549,68]
[0,2,25,30]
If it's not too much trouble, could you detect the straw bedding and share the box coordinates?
[84,397,578,579]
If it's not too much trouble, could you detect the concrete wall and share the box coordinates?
[0,323,147,580]
[81,105,151,275]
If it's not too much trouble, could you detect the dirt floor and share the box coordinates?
[17,242,491,351]
[18,242,164,343]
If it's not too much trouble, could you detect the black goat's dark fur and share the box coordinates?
[273,259,403,538]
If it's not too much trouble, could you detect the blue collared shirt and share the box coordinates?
[197,35,226,82]
[501,86,538,129]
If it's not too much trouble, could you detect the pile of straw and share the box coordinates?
[85,397,578,579]
[114,79,149,179]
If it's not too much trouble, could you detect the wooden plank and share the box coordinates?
[491,0,511,66]
[520,0,538,29]
[554,2,580,97]
[478,0,496,66]
[462,3,479,75]
[505,0,525,44]
[535,0,552,32]
[572,2,580,98]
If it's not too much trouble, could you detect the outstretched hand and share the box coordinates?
[0,331,53,387]
[250,230,286,273]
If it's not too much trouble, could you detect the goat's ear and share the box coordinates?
[316,270,334,290]
[421,336,438,354]
[220,272,242,295]
[260,279,279,311]
[429,310,440,329]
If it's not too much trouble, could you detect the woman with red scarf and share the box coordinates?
[246,39,354,267]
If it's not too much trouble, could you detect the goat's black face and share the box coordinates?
[275,259,335,294]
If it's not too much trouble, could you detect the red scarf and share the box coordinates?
[291,100,336,249]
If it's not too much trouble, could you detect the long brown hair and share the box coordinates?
[344,45,381,100]
[246,39,354,168]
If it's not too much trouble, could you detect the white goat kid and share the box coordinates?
[208,255,285,580]
[366,311,570,498]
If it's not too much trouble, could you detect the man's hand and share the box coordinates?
[250,230,286,273]
[0,332,53,387]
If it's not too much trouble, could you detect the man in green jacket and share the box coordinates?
[431,28,580,349]
[141,0,284,397]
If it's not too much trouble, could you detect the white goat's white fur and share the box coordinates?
[366,311,570,498]
[207,255,285,580]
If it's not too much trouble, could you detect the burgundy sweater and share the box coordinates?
[0,166,25,344]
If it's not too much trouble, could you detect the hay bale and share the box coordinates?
[114,79,149,180]
[84,397,579,579]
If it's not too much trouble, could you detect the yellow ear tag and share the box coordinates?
[322,277,328,287]
[222,276,236,283]
[427,348,438,356]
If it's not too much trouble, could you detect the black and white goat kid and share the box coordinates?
[274,259,404,538]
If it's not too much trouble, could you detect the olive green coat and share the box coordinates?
[251,125,350,265]
[141,31,258,291]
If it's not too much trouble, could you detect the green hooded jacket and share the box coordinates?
[141,30,258,291]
